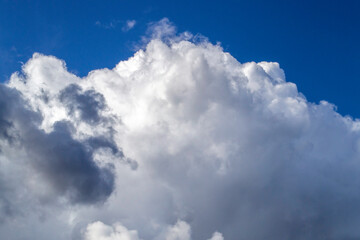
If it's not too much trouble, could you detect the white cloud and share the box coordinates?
[83,220,221,240]
[164,220,191,240]
[1,19,360,240]
[207,232,224,240]
[84,221,141,240]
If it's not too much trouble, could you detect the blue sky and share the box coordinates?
[1,0,360,117]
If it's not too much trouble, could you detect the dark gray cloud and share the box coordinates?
[0,85,25,144]
[23,121,115,204]
[0,85,34,219]
[0,84,116,206]
[59,84,106,125]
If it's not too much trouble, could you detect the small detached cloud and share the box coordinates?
[122,20,136,32]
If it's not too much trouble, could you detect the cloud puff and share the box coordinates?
[207,232,224,240]
[0,84,116,206]
[1,19,360,239]
[163,220,191,240]
[84,221,141,240]
[122,20,136,32]
[83,220,220,240]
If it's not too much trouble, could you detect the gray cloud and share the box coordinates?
[23,121,115,204]
[59,84,106,125]
[0,84,117,208]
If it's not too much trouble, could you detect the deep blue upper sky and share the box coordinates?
[1,0,360,117]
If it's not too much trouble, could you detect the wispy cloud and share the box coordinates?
[95,20,120,29]
[95,19,136,32]
[122,19,136,32]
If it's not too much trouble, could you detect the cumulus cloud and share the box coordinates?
[0,84,116,206]
[143,18,192,44]
[1,18,360,240]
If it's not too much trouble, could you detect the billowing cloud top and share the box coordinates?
[1,19,360,240]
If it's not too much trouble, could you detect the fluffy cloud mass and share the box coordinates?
[1,19,360,239]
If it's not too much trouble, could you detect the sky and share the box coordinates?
[0,0,360,117]
[1,1,360,240]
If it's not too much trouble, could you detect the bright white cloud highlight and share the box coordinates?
[164,220,191,240]
[207,232,224,240]
[84,221,141,240]
[1,19,360,240]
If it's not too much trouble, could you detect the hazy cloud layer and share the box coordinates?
[1,19,360,239]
